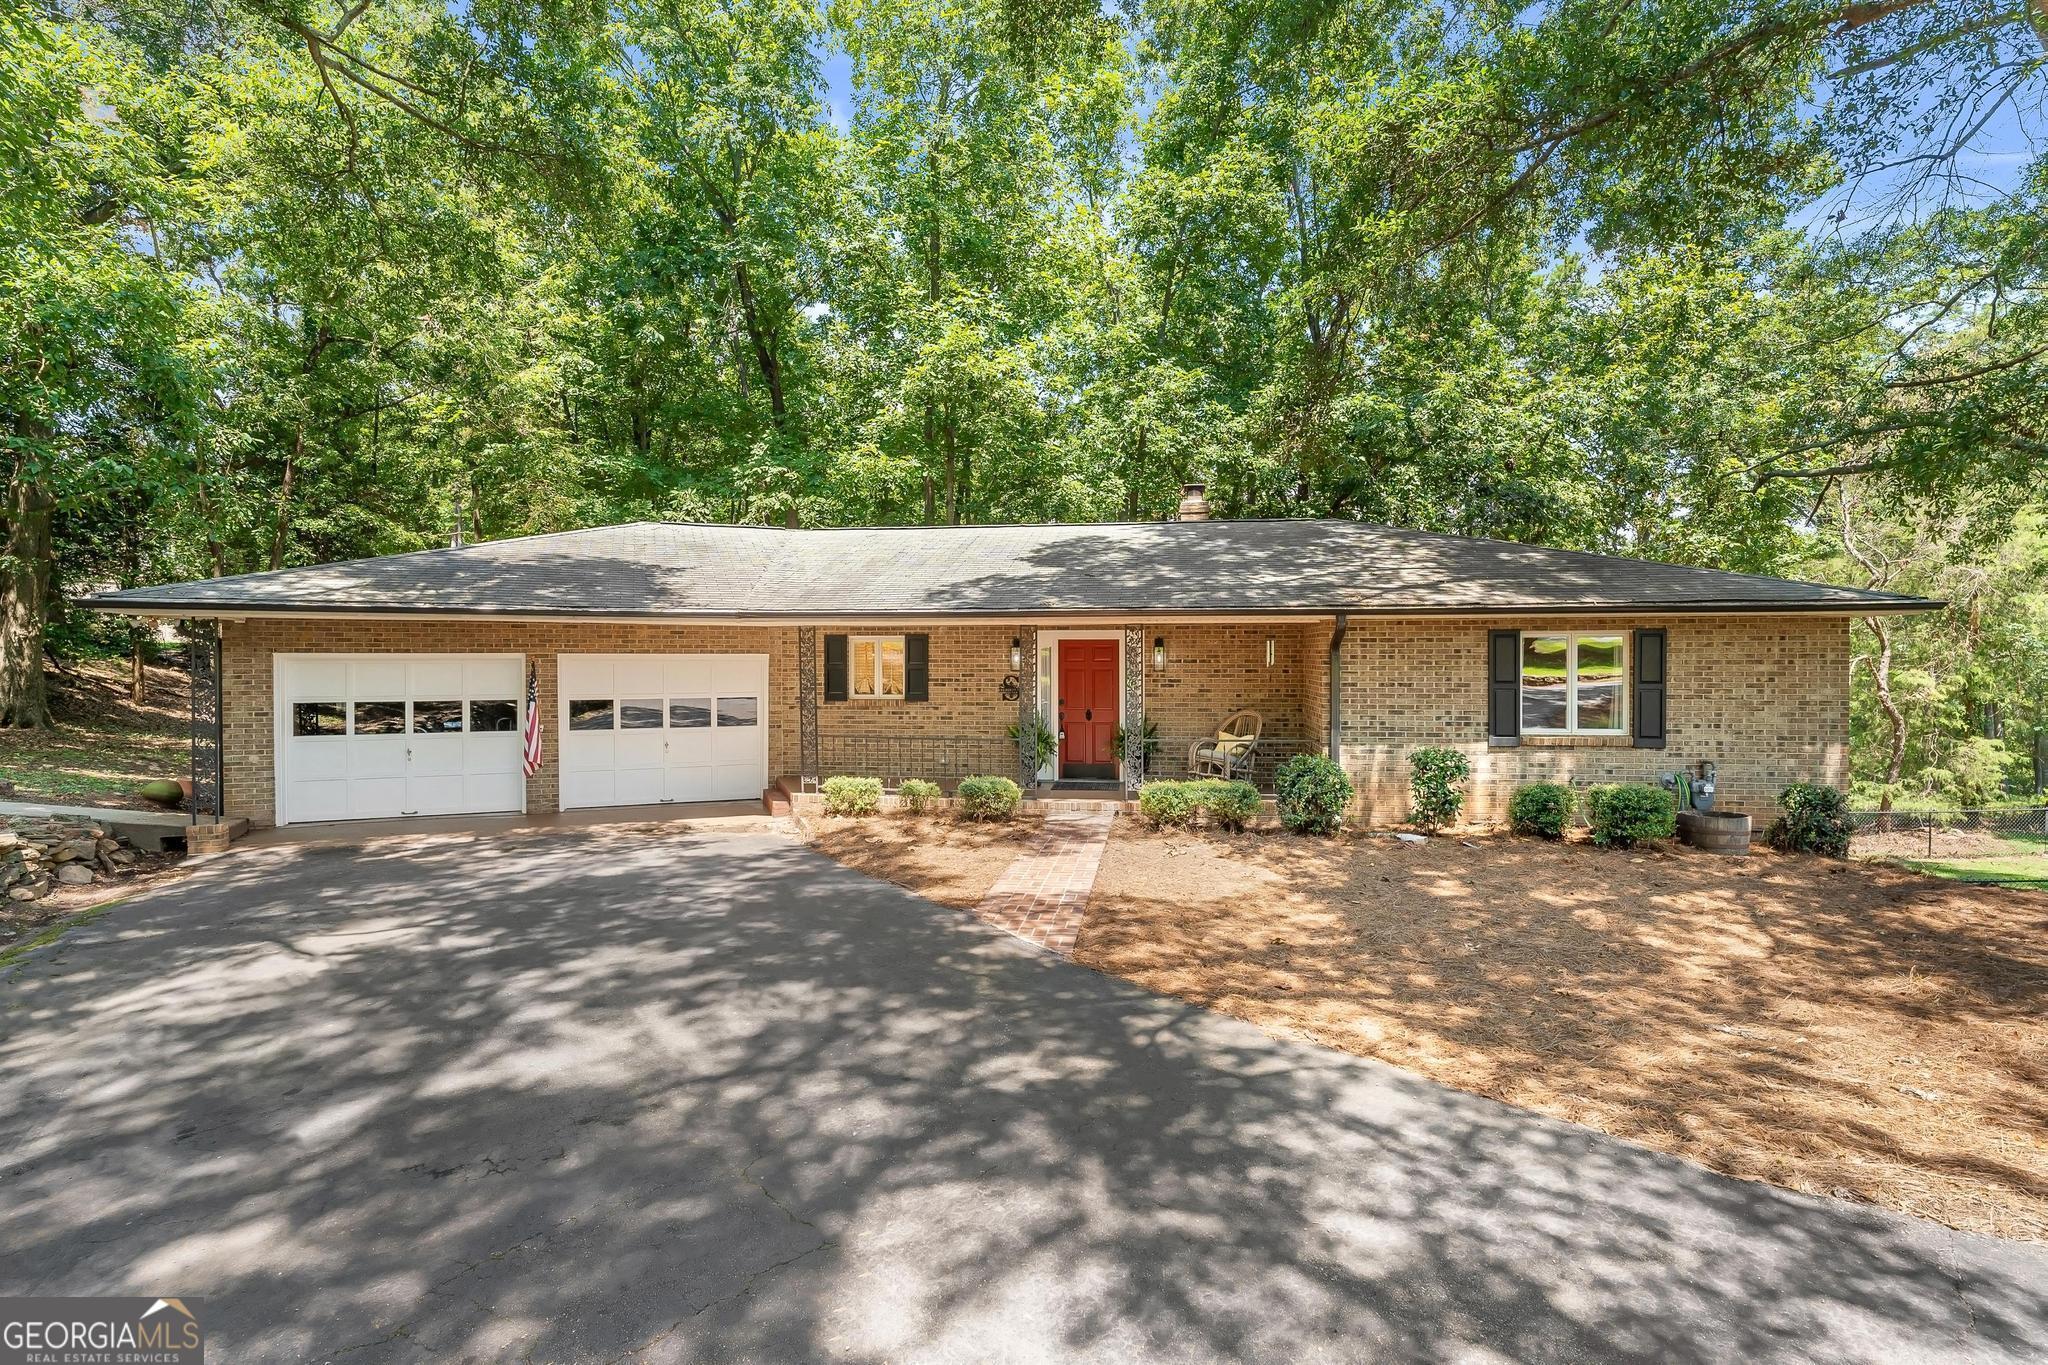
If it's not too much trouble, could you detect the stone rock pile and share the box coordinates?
[2,818,141,902]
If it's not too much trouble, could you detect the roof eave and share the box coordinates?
[77,597,1946,620]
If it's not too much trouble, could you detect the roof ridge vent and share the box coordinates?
[1176,483,1211,521]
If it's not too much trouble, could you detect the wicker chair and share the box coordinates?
[1188,710,1264,781]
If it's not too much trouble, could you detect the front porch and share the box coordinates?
[796,620,1335,796]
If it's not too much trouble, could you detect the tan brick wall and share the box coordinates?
[220,611,1850,829]
[814,625,1022,780]
[1142,623,1322,778]
[222,619,801,826]
[1332,615,1850,824]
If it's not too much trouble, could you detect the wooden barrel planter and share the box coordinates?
[1678,809,1752,855]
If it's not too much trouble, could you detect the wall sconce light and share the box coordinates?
[1265,635,1276,667]
[1010,637,1022,671]
[1152,636,1166,670]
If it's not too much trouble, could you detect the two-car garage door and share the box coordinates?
[275,652,770,825]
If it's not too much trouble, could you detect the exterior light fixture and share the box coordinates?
[1010,637,1022,671]
[1153,636,1166,670]
[1265,635,1276,667]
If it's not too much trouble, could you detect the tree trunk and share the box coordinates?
[0,446,55,729]
[270,427,301,571]
[130,625,147,704]
[1867,614,1906,810]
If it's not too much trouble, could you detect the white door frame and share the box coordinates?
[271,652,529,827]
[1032,629,1126,784]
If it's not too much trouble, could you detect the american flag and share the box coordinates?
[522,662,544,776]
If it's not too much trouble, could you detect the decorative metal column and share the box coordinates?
[1016,625,1039,788]
[188,620,223,821]
[1122,625,1146,797]
[796,626,819,791]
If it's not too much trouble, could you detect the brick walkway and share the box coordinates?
[972,812,1114,956]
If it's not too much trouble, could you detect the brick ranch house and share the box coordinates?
[87,492,1935,829]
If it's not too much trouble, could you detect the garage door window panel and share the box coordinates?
[353,701,406,735]
[470,700,517,732]
[621,699,664,730]
[716,697,758,727]
[670,698,712,728]
[569,699,616,731]
[293,702,346,737]
[412,700,464,733]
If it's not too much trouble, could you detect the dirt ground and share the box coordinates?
[799,814,1023,908]
[0,657,188,809]
[1071,824,2047,1243]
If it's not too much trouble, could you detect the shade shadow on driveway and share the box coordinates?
[1,829,2043,1362]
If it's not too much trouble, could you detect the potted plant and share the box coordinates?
[1006,715,1058,775]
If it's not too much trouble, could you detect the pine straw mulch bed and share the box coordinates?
[799,813,1027,909]
[1075,825,2048,1244]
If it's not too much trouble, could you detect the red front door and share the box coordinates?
[1058,639,1119,780]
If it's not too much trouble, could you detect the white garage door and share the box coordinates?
[558,654,769,809]
[276,655,527,825]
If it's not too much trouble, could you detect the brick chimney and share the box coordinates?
[1176,482,1211,521]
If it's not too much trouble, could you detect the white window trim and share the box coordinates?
[849,634,907,701]
[1520,631,1629,737]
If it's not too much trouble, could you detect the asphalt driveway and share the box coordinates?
[2,827,2043,1363]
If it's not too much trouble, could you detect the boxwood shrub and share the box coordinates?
[956,775,1022,821]
[1139,779,1262,831]
[1508,783,1575,839]
[1585,782,1676,848]
[1767,782,1853,857]
[1408,746,1471,832]
[897,778,942,814]
[820,775,882,816]
[1274,754,1353,836]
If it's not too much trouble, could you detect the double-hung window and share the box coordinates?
[1519,633,1626,735]
[849,635,907,700]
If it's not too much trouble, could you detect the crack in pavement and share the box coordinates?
[607,1238,837,1364]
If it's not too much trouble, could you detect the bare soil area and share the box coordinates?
[1072,825,2047,1242]
[799,814,1023,908]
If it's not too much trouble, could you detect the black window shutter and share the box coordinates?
[1633,628,1667,749]
[1487,629,1521,745]
[903,634,930,702]
[823,634,849,703]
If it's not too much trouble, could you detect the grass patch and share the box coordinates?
[0,658,186,807]
[0,900,118,971]
[1893,853,2048,888]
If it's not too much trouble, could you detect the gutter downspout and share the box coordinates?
[1327,611,1347,760]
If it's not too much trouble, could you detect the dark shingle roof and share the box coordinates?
[83,519,1938,618]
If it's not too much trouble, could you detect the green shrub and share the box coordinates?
[1139,779,1262,831]
[1509,783,1574,839]
[897,778,942,814]
[820,775,882,816]
[1138,781,1200,827]
[1767,782,1853,857]
[1275,754,1353,836]
[1195,779,1262,831]
[1585,783,1676,847]
[956,775,1022,821]
[1407,746,1471,832]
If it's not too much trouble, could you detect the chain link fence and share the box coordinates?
[1848,806,2048,886]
